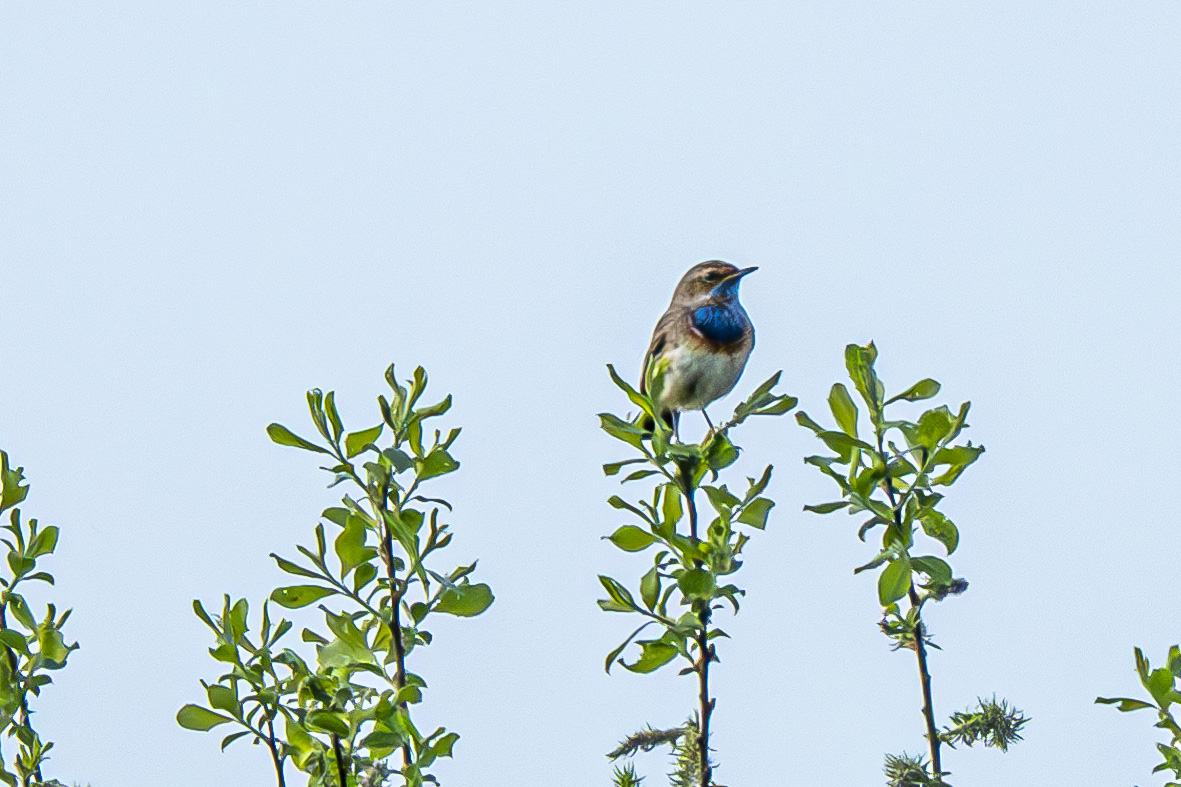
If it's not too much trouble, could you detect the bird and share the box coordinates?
[640,260,757,436]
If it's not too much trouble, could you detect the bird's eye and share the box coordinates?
[703,272,722,282]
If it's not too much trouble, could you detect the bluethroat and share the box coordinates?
[640,261,757,435]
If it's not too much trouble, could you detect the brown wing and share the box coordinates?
[639,309,678,395]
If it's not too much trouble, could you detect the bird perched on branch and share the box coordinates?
[641,261,757,435]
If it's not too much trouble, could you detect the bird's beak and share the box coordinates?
[713,266,757,293]
[711,266,757,296]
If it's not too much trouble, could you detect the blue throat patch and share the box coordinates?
[693,305,745,344]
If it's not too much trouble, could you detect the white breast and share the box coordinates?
[656,343,749,412]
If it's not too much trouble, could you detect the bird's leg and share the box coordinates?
[672,410,682,443]
[702,408,716,436]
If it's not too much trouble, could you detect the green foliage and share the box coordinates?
[1097,645,1181,784]
[606,718,699,787]
[181,366,492,787]
[666,717,704,787]
[598,366,795,785]
[940,696,1028,752]
[0,451,79,787]
[606,724,687,760]
[612,762,644,787]
[800,344,1024,784]
[798,344,978,604]
[883,753,935,787]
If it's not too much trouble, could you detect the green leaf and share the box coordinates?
[803,501,849,514]
[384,447,415,474]
[661,486,683,530]
[306,709,350,737]
[622,469,660,482]
[1096,696,1157,712]
[678,568,716,599]
[354,562,378,593]
[607,495,651,522]
[886,378,941,405]
[435,583,494,617]
[0,630,27,654]
[361,730,406,751]
[599,413,647,450]
[270,585,337,609]
[844,342,884,411]
[603,458,647,477]
[640,568,660,610]
[930,443,986,485]
[1136,647,1150,681]
[877,556,912,606]
[854,547,895,575]
[228,598,248,642]
[206,684,239,715]
[416,394,453,421]
[607,364,657,421]
[795,411,826,435]
[604,622,655,674]
[915,406,955,450]
[220,731,249,751]
[737,498,774,530]
[335,516,375,577]
[738,371,781,410]
[192,599,219,634]
[931,444,985,467]
[0,452,30,514]
[704,432,739,472]
[176,704,233,732]
[324,391,344,441]
[702,485,740,514]
[598,575,639,612]
[26,526,58,558]
[431,731,460,759]
[818,430,874,457]
[920,511,959,554]
[8,594,34,630]
[7,552,33,578]
[1147,667,1176,707]
[266,424,330,455]
[607,526,656,552]
[911,555,952,584]
[743,465,772,501]
[753,395,798,416]
[418,447,459,481]
[622,640,678,674]
[37,625,71,665]
[344,424,384,459]
[270,554,322,580]
[828,383,859,437]
[731,372,797,421]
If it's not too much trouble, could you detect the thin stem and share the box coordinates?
[379,490,412,769]
[679,467,712,787]
[696,622,713,787]
[265,715,287,787]
[391,590,410,770]
[876,429,942,781]
[908,586,942,779]
[331,733,348,787]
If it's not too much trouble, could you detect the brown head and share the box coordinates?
[669,260,758,307]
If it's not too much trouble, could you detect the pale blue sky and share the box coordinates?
[3,2,1180,785]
